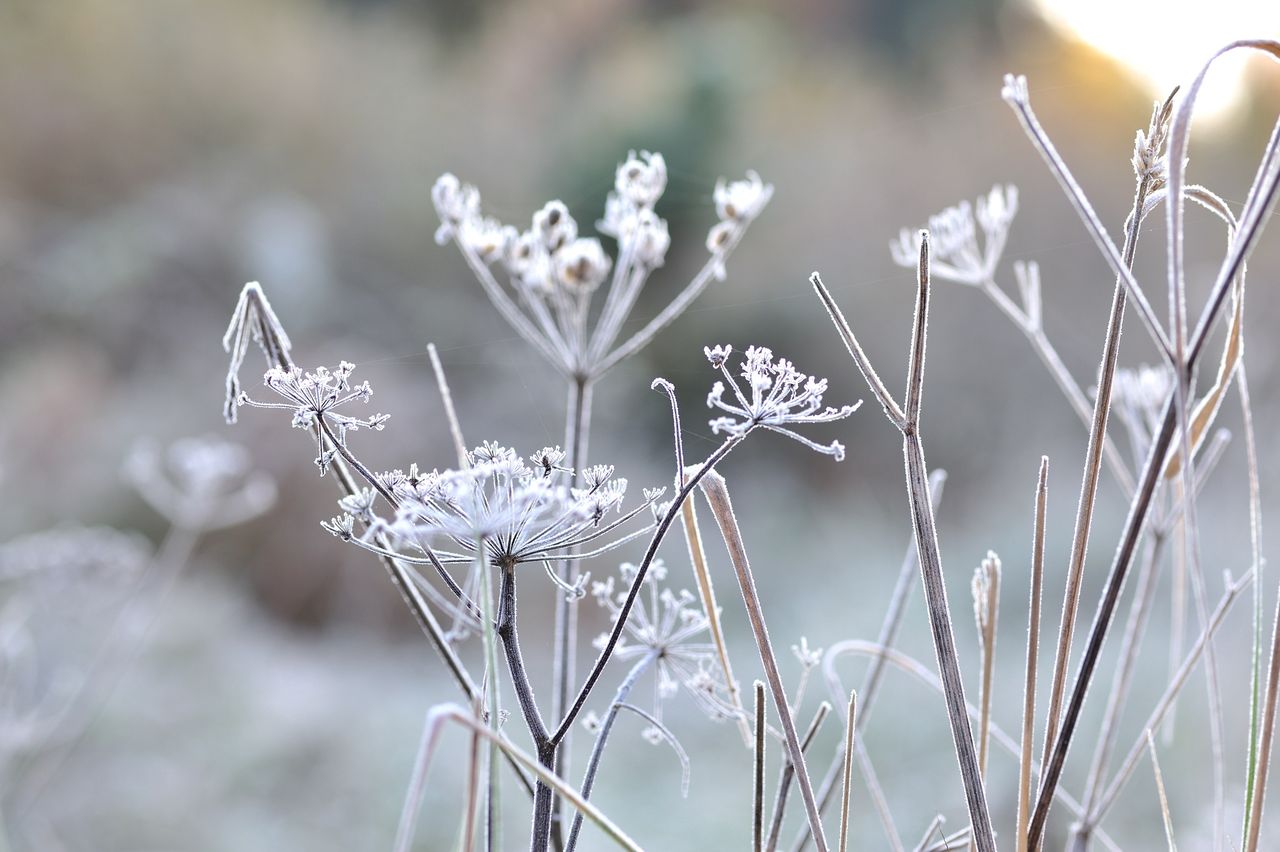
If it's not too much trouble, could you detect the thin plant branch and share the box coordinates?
[795,471,946,852]
[1148,730,1178,852]
[839,691,857,852]
[1018,457,1049,852]
[766,702,832,852]
[756,680,768,852]
[701,470,831,851]
[811,238,996,852]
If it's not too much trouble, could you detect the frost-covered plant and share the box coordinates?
[209,44,1280,852]
[0,436,272,826]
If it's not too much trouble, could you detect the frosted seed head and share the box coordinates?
[615,150,667,209]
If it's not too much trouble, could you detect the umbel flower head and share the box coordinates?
[325,443,664,595]
[235,362,388,475]
[430,152,771,379]
[590,560,738,734]
[125,436,276,531]
[889,184,1019,286]
[704,344,860,460]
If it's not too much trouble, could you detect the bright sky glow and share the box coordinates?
[1033,0,1279,120]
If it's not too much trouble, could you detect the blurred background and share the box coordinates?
[2,0,1279,849]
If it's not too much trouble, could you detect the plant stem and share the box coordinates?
[1018,458,1049,852]
[564,652,657,852]
[701,471,831,852]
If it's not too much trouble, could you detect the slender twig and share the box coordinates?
[1147,730,1178,851]
[565,652,658,852]
[795,472,946,852]
[839,691,857,852]
[766,703,832,852]
[1088,569,1253,825]
[1074,530,1167,844]
[999,75,1174,361]
[755,681,768,852]
[428,342,470,469]
[820,639,1122,851]
[548,375,592,850]
[679,463,753,747]
[701,471,831,851]
[914,816,947,852]
[1018,457,1048,852]
[1240,367,1267,841]
[812,239,996,852]
[1038,114,1161,803]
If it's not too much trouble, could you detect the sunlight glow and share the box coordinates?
[1033,0,1279,120]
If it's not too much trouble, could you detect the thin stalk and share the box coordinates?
[700,471,831,851]
[819,639,1124,850]
[1038,148,1155,812]
[1241,367,1266,840]
[812,238,996,852]
[972,553,1000,785]
[1018,457,1049,852]
[766,703,832,852]
[565,652,657,852]
[839,691,857,852]
[549,375,592,849]
[793,471,946,852]
[1074,530,1167,844]
[1088,570,1252,826]
[428,342,470,469]
[476,539,503,852]
[755,681,768,852]
[1148,730,1178,851]
[680,480,753,747]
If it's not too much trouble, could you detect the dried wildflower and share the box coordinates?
[704,344,860,459]
[555,238,612,292]
[591,560,738,727]
[532,200,579,252]
[432,155,770,378]
[126,436,276,530]
[890,185,1018,286]
[707,171,774,281]
[236,362,388,475]
[615,150,667,208]
[222,281,292,424]
[341,444,664,583]
[714,171,771,223]
[431,172,481,245]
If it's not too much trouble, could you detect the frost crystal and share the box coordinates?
[704,344,860,460]
[236,362,388,475]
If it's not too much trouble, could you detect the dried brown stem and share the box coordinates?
[701,471,831,851]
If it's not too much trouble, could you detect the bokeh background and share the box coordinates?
[3,0,1280,849]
